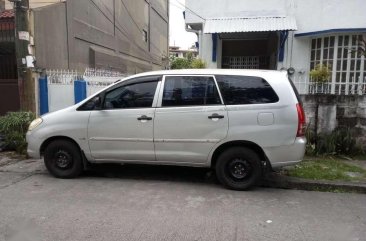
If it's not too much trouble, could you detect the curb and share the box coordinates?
[262,172,366,194]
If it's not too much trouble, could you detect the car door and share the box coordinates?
[154,75,228,164]
[87,77,160,161]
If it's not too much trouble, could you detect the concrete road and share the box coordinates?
[0,159,365,241]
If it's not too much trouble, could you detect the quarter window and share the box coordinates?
[104,81,158,109]
[162,76,221,107]
[215,75,279,105]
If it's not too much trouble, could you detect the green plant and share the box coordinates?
[0,112,35,154]
[286,158,366,181]
[170,55,206,69]
[305,127,364,156]
[310,64,331,82]
[190,58,206,69]
[170,57,191,69]
[305,126,317,156]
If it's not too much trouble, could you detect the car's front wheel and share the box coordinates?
[215,147,263,190]
[44,139,83,178]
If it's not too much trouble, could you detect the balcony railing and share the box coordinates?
[291,75,366,96]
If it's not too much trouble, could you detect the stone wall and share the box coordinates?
[301,95,366,147]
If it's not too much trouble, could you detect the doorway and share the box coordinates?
[220,32,278,70]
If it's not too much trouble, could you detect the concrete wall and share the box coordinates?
[301,95,366,147]
[33,0,169,74]
[34,3,69,69]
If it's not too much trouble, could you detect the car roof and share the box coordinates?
[121,69,288,81]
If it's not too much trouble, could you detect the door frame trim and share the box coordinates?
[89,137,153,142]
[154,138,220,143]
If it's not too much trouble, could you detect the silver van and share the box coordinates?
[27,69,306,190]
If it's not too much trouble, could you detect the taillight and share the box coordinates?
[296,103,306,137]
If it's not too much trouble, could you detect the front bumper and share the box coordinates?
[264,137,306,170]
[26,131,42,159]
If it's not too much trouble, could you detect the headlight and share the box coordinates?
[28,118,43,131]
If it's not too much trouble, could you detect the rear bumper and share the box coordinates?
[264,137,306,170]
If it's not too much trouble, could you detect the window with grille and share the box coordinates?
[310,34,365,92]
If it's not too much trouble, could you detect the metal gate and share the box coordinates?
[0,15,19,115]
[222,56,269,69]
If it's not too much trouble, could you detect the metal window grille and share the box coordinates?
[222,56,268,69]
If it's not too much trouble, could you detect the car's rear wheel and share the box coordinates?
[215,147,262,190]
[44,140,83,178]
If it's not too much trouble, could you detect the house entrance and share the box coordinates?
[221,32,278,70]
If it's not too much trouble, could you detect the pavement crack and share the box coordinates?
[0,172,36,190]
[0,159,20,168]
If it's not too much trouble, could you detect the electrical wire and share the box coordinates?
[170,0,205,20]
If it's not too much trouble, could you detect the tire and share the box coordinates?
[44,140,83,178]
[215,147,263,190]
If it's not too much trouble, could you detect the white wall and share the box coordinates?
[48,84,74,113]
[294,0,366,34]
[185,0,287,24]
[280,32,311,79]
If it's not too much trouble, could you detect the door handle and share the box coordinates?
[208,113,225,119]
[137,115,152,121]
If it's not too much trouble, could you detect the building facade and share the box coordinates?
[185,0,366,92]
[33,0,169,73]
[4,0,63,9]
[4,0,169,73]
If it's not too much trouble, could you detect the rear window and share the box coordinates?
[215,75,279,105]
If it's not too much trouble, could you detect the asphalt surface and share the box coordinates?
[0,158,365,241]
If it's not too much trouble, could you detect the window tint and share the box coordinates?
[104,81,158,109]
[162,76,221,107]
[215,75,279,105]
[77,95,101,111]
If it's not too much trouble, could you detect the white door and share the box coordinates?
[154,75,228,164]
[88,79,160,161]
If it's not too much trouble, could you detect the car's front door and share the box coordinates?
[154,75,228,164]
[87,78,160,161]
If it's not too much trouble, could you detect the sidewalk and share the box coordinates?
[263,158,366,193]
[263,172,366,193]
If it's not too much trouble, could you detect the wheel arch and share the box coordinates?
[40,136,81,157]
[210,140,270,169]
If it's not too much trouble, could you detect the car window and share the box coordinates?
[104,81,158,109]
[215,75,279,105]
[77,95,101,111]
[162,76,221,107]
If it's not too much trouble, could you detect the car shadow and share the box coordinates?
[83,163,219,186]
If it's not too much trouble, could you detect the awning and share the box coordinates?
[203,16,297,34]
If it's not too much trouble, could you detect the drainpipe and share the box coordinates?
[185,24,203,57]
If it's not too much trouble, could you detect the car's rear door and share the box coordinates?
[153,75,228,165]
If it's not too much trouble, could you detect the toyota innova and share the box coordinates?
[27,69,306,190]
